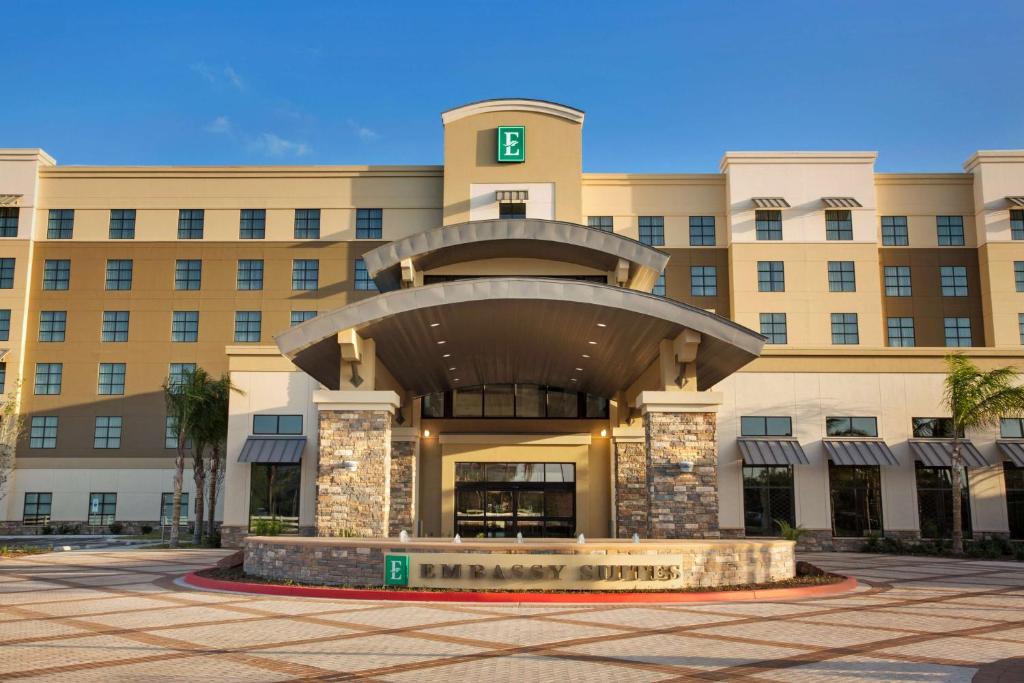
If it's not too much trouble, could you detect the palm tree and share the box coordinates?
[943,354,1024,553]
[191,374,237,543]
[163,367,212,548]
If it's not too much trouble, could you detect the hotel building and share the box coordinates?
[1,99,1023,550]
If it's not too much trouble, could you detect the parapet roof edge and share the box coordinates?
[441,98,585,125]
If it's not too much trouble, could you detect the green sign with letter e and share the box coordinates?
[497,126,525,162]
[384,554,409,586]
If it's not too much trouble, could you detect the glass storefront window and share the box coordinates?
[514,384,545,417]
[829,463,883,537]
[249,463,301,533]
[546,389,578,418]
[420,384,608,419]
[1004,463,1024,540]
[826,417,878,437]
[454,461,576,538]
[452,387,483,417]
[915,464,971,539]
[483,384,514,416]
[742,465,795,536]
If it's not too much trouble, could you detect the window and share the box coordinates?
[108,209,136,239]
[356,208,383,238]
[829,463,883,537]
[498,202,526,219]
[826,417,878,437]
[825,210,853,240]
[249,464,300,533]
[757,261,784,292]
[97,363,126,395]
[743,466,795,537]
[887,317,916,347]
[23,492,52,525]
[937,215,965,246]
[689,216,715,246]
[161,492,189,525]
[831,313,859,344]
[0,258,14,288]
[174,259,201,290]
[690,266,717,296]
[42,259,70,290]
[883,266,911,296]
[88,493,116,526]
[421,384,608,419]
[39,311,66,342]
[34,363,62,395]
[827,261,856,292]
[0,207,19,237]
[105,259,133,291]
[0,362,5,393]
[587,216,613,232]
[47,209,74,239]
[292,259,318,290]
[101,311,129,342]
[651,273,666,297]
[178,209,204,239]
[454,462,576,537]
[916,463,971,539]
[944,317,972,347]
[638,216,665,246]
[912,417,959,438]
[239,209,266,239]
[940,265,968,296]
[354,258,377,291]
[171,311,199,342]
[759,313,787,344]
[236,259,263,290]
[294,209,320,239]
[94,416,122,449]
[30,416,58,448]
[253,414,303,435]
[881,216,909,246]
[1012,210,1024,241]
[740,416,792,436]
[165,415,192,449]
[168,363,195,391]
[1016,261,1024,292]
[1009,464,1024,540]
[234,311,261,342]
[291,310,316,326]
[1019,313,1024,345]
[755,210,782,240]
[0,309,8,341]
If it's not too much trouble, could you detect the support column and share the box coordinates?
[637,391,722,539]
[314,390,400,538]
[612,426,647,538]
[389,427,419,536]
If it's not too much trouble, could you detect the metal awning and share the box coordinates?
[824,439,899,466]
[737,438,809,465]
[996,440,1024,466]
[822,197,863,208]
[909,439,988,468]
[237,436,306,464]
[495,190,528,202]
[1006,196,1024,207]
[751,197,790,209]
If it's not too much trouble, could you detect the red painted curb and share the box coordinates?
[183,571,858,604]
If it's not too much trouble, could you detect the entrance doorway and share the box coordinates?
[454,462,575,538]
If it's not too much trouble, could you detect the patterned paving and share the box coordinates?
[1,549,1022,681]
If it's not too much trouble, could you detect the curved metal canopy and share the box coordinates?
[276,278,764,397]
[361,219,669,293]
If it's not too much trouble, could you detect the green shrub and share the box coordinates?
[108,522,124,535]
[56,523,80,534]
[775,519,808,542]
[140,525,153,535]
[40,525,53,535]
[250,518,284,536]
[861,532,881,553]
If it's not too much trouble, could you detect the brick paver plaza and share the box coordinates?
[1,549,1022,681]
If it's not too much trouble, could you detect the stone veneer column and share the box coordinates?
[638,391,722,539]
[314,391,401,538]
[388,428,418,536]
[612,427,647,538]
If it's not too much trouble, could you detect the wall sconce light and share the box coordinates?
[422,429,431,438]
[599,428,608,438]
[341,460,358,472]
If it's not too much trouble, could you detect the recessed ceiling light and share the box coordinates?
[437,340,446,344]
[588,341,597,345]
[453,378,460,382]
[581,354,590,358]
[575,367,583,371]
[430,322,440,327]
[570,378,577,382]
[448,367,456,371]
[597,323,607,327]
[442,353,451,358]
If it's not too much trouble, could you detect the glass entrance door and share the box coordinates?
[454,462,575,538]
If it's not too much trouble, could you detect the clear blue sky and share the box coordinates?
[4,1,1022,172]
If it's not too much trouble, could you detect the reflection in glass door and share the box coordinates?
[454,462,576,538]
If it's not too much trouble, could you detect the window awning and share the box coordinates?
[996,440,1024,466]
[824,439,899,466]
[909,439,988,468]
[822,197,862,208]
[0,194,22,207]
[751,197,790,209]
[737,438,809,465]
[237,436,306,464]
[1006,196,1024,207]
[495,190,528,202]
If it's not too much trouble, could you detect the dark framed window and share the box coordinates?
[234,311,261,342]
[940,265,968,296]
[826,416,878,437]
[1005,464,1024,540]
[34,363,62,395]
[916,463,971,539]
[356,208,383,238]
[171,311,199,342]
[912,417,960,438]
[108,209,136,239]
[498,202,526,219]
[38,311,66,342]
[178,209,204,239]
[174,259,201,290]
[421,384,608,419]
[944,317,972,347]
[290,310,316,326]
[881,215,909,246]
[887,317,915,347]
[239,209,266,239]
[829,463,883,537]
[1001,417,1024,438]
[47,209,74,239]
[101,311,129,342]
[292,259,319,290]
[0,207,19,237]
[689,216,715,246]
[587,216,613,232]
[936,215,964,246]
[0,309,8,341]
[1018,314,1024,345]
[884,266,911,296]
[23,492,52,525]
[759,313,787,344]
[831,313,859,344]
[237,259,264,290]
[88,492,117,526]
[168,363,196,391]
[0,258,14,288]
[253,414,303,435]
[105,259,133,291]
[97,362,126,395]
[825,210,853,240]
[651,273,666,297]
[94,416,122,449]
[638,216,665,246]
[740,416,792,436]
[354,258,377,291]
[743,466,795,537]
[249,464,300,533]
[1012,210,1024,241]
[29,416,58,448]
[294,209,320,239]
[690,266,717,296]
[0,361,4,396]
[827,261,856,292]
[161,492,189,525]
[1016,262,1024,293]
[454,462,575,538]
[755,210,782,240]
[757,261,784,292]
[42,259,70,290]
[165,415,192,449]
